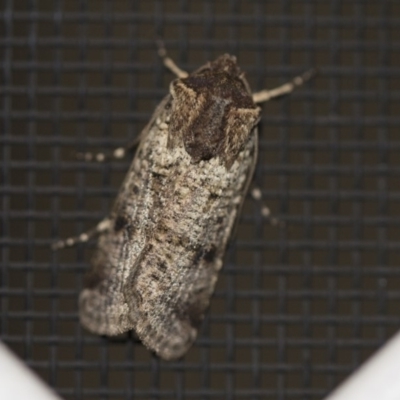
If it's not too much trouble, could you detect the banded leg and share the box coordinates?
[250,69,316,223]
[252,68,317,104]
[52,218,112,250]
[75,136,140,163]
[74,42,189,164]
[250,187,283,227]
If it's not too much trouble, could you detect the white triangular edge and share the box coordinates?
[324,330,400,400]
[0,341,63,400]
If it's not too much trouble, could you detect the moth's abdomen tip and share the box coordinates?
[137,319,197,361]
[79,289,132,336]
[153,328,197,361]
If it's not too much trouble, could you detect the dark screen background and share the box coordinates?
[1,1,400,399]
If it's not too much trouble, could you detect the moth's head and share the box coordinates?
[168,54,260,169]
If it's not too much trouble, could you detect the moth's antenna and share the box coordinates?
[252,68,318,104]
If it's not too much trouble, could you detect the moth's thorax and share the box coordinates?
[168,54,261,169]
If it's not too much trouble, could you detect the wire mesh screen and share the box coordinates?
[1,1,400,399]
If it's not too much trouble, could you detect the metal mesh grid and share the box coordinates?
[1,1,400,399]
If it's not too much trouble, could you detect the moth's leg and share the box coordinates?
[252,68,317,104]
[250,187,283,227]
[250,70,316,222]
[156,39,189,79]
[75,136,140,163]
[52,218,112,250]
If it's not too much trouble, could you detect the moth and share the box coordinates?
[54,47,314,360]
